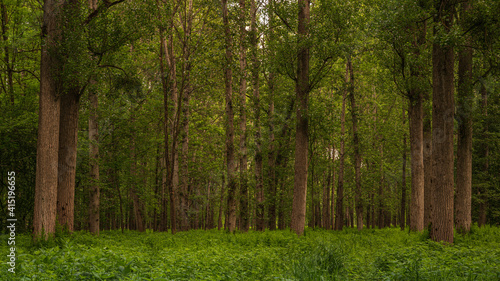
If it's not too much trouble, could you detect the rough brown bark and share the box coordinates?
[431,0,455,244]
[290,0,310,236]
[222,0,237,233]
[455,0,473,234]
[57,88,80,232]
[334,63,348,231]
[88,91,100,235]
[34,0,62,240]
[408,20,427,232]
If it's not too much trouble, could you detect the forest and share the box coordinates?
[1,0,500,279]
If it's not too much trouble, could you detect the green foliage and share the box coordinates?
[1,228,500,280]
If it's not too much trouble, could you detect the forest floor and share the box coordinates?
[1,226,499,280]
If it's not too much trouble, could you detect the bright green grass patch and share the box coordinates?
[1,226,499,280]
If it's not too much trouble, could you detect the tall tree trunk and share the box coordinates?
[347,58,363,230]
[267,81,277,230]
[218,161,225,230]
[238,0,249,232]
[165,13,180,233]
[401,103,407,230]
[1,2,13,105]
[330,146,336,229]
[322,147,332,229]
[250,0,264,232]
[129,111,145,232]
[89,91,100,235]
[455,0,473,234]
[266,0,277,231]
[178,0,193,232]
[33,0,63,241]
[423,99,433,228]
[378,145,384,229]
[57,88,80,232]
[290,0,310,236]
[408,90,424,232]
[222,0,237,233]
[478,84,488,227]
[431,0,455,244]
[408,21,426,232]
[335,63,348,231]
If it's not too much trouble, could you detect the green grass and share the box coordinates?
[1,225,499,280]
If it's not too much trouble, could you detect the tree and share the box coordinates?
[408,20,427,232]
[89,90,100,235]
[347,57,363,230]
[251,0,265,232]
[238,0,249,232]
[290,0,310,236]
[430,0,455,244]
[33,0,63,240]
[455,0,473,234]
[222,0,237,233]
[334,62,348,231]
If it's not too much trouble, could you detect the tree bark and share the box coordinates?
[409,89,424,232]
[335,62,348,231]
[401,103,407,230]
[57,88,80,232]
[222,0,237,233]
[129,110,145,232]
[478,84,488,227]
[290,0,310,236]
[250,0,264,232]
[178,0,194,232]
[423,99,433,229]
[238,0,249,232]
[431,0,455,244]
[408,20,427,232]
[455,0,473,234]
[322,147,331,229]
[34,0,62,240]
[1,2,13,105]
[88,91,100,235]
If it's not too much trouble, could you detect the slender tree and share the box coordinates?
[290,0,310,236]
[251,0,265,232]
[222,0,237,233]
[408,20,427,232]
[347,57,363,230]
[455,0,473,234]
[334,62,348,231]
[238,0,249,232]
[89,90,100,235]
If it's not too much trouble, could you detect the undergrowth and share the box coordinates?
[1,225,499,280]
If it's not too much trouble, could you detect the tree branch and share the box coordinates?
[84,0,126,25]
